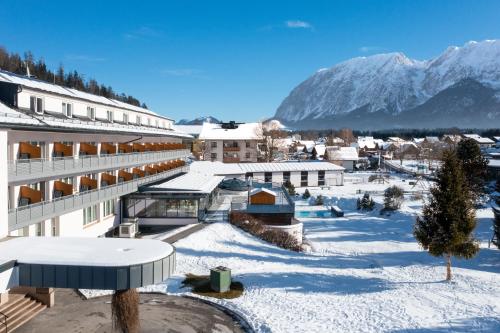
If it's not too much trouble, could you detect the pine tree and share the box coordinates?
[456,138,489,201]
[414,150,479,281]
[302,189,311,199]
[493,207,500,249]
[383,185,404,211]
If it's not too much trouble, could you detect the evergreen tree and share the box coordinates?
[493,207,500,249]
[456,138,488,201]
[383,185,404,211]
[283,180,295,196]
[414,150,479,281]
[302,189,311,199]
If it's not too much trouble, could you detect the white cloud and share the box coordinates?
[359,46,385,53]
[123,26,162,40]
[285,20,313,29]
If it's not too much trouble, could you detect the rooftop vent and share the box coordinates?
[221,121,242,129]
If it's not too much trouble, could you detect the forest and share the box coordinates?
[0,46,147,108]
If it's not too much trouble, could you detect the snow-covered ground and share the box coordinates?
[90,173,500,332]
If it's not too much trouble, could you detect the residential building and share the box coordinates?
[463,134,495,148]
[325,146,359,171]
[199,121,260,163]
[0,69,192,240]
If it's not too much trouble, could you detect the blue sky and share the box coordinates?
[1,0,499,122]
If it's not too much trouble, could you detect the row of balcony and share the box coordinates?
[9,164,189,231]
[9,147,190,185]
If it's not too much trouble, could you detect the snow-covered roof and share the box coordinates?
[313,144,326,156]
[463,134,495,144]
[494,136,500,142]
[0,101,191,138]
[326,146,359,161]
[0,69,168,119]
[489,159,500,168]
[146,172,225,193]
[0,237,173,267]
[189,161,344,176]
[250,187,277,197]
[425,136,440,142]
[174,125,204,136]
[199,122,261,140]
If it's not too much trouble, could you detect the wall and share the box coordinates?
[0,267,19,293]
[0,130,8,238]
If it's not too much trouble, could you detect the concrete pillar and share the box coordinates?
[0,130,8,238]
[34,288,55,308]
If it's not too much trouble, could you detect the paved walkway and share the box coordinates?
[17,289,246,333]
[162,223,207,243]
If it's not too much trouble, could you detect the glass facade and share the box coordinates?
[124,198,199,218]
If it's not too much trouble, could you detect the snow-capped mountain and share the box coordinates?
[274,40,500,129]
[176,116,220,125]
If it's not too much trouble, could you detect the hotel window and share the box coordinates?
[264,172,272,183]
[318,170,325,186]
[136,115,141,125]
[103,199,115,216]
[106,110,114,122]
[147,118,151,126]
[87,106,96,120]
[30,96,44,114]
[245,172,253,180]
[123,113,129,124]
[283,171,290,183]
[211,141,217,148]
[246,141,251,148]
[210,153,217,161]
[301,171,308,187]
[83,205,98,225]
[245,152,251,159]
[51,218,59,237]
[36,222,44,236]
[155,119,159,128]
[62,102,73,118]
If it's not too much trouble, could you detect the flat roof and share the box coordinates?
[189,161,344,175]
[0,237,174,267]
[144,172,225,193]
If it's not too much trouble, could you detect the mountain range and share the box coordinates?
[274,40,500,130]
[176,116,220,125]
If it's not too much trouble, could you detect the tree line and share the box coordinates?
[0,46,147,108]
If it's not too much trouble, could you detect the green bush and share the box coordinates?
[302,189,311,199]
[283,180,296,196]
[384,185,404,211]
[315,195,324,206]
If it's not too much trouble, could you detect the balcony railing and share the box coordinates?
[8,149,190,185]
[223,157,240,163]
[8,166,189,231]
[223,146,240,152]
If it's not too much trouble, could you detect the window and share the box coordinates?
[155,119,159,128]
[136,115,141,125]
[87,106,96,120]
[211,141,217,148]
[62,102,73,118]
[245,152,251,159]
[318,170,325,186]
[106,110,114,122]
[83,205,98,225]
[123,113,129,124]
[210,153,217,161]
[147,118,151,126]
[246,141,251,148]
[59,176,73,185]
[30,96,44,114]
[245,172,253,180]
[264,172,272,183]
[103,199,115,216]
[283,171,291,183]
[36,222,44,236]
[51,218,59,237]
[301,171,308,187]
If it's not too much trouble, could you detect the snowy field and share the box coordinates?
[92,173,500,332]
[166,174,500,332]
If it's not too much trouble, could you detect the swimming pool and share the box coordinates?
[295,210,333,218]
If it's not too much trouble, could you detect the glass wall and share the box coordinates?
[124,198,199,218]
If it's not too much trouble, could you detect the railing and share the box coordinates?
[230,183,295,214]
[0,311,7,333]
[223,157,240,163]
[8,166,189,231]
[223,146,240,152]
[8,149,190,184]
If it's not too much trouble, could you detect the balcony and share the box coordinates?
[8,149,190,185]
[223,157,240,163]
[8,165,189,231]
[223,146,240,152]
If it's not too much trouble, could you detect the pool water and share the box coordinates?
[295,210,333,218]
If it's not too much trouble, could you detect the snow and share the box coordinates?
[154,173,500,332]
[146,172,225,193]
[0,237,174,267]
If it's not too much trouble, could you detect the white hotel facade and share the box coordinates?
[0,70,192,240]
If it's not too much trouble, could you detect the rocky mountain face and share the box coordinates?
[176,116,220,125]
[274,40,500,130]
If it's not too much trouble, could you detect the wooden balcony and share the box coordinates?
[101,173,117,186]
[53,180,73,197]
[118,143,133,154]
[223,157,240,163]
[132,143,145,152]
[19,186,43,206]
[132,168,145,178]
[19,142,42,159]
[144,165,158,175]
[223,146,240,152]
[80,176,98,191]
[101,143,117,155]
[118,170,133,182]
[79,143,98,156]
[53,142,73,157]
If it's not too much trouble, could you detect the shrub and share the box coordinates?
[229,211,301,251]
[368,175,378,182]
[357,193,375,211]
[314,195,324,206]
[283,180,296,196]
[302,189,311,199]
[494,209,500,249]
[384,185,404,211]
[411,191,423,201]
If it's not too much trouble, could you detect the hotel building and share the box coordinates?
[0,69,192,240]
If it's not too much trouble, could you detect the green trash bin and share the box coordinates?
[210,266,231,292]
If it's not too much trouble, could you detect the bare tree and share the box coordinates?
[337,128,355,147]
[256,122,287,162]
